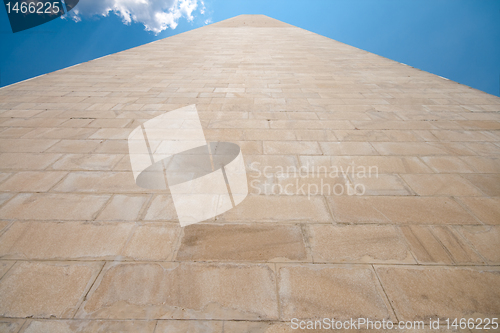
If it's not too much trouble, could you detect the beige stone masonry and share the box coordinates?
[0,13,499,329]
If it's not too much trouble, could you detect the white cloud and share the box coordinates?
[69,0,200,34]
[199,0,205,14]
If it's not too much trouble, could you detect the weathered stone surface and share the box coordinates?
[0,261,102,318]
[327,196,476,224]
[421,156,477,173]
[401,174,483,196]
[177,224,308,262]
[218,195,331,223]
[78,262,279,320]
[371,142,447,155]
[400,225,454,264]
[0,171,66,192]
[142,194,179,221]
[462,174,500,196]
[0,193,110,220]
[350,174,413,196]
[402,225,485,265]
[278,264,394,321]
[430,226,484,264]
[302,156,434,174]
[122,223,180,261]
[0,221,133,260]
[0,153,62,170]
[263,141,322,155]
[50,154,123,171]
[0,260,15,279]
[456,197,500,225]
[0,172,11,184]
[307,225,414,263]
[376,266,500,321]
[22,320,157,333]
[319,142,378,156]
[0,193,13,207]
[155,320,223,333]
[52,172,144,193]
[96,194,150,221]
[458,226,500,264]
[0,220,10,233]
[0,319,25,333]
[45,139,102,153]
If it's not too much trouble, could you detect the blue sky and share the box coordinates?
[1,0,499,97]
